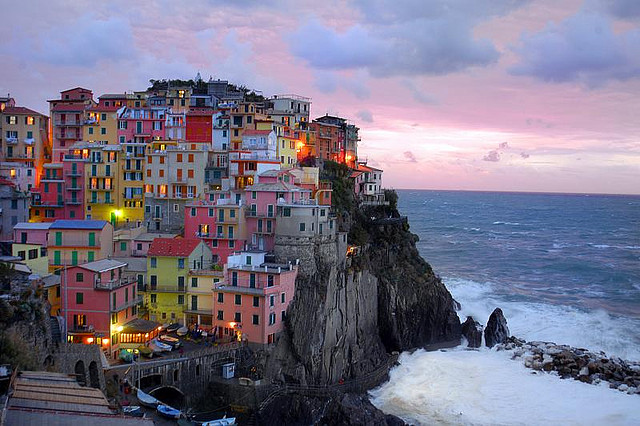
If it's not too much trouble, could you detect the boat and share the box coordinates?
[119,349,133,363]
[159,334,182,349]
[137,345,154,358]
[157,404,182,419]
[137,389,160,408]
[150,338,172,352]
[201,417,236,425]
[177,326,188,336]
[123,405,144,417]
[166,323,181,333]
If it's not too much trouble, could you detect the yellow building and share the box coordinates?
[119,142,145,223]
[84,144,120,223]
[12,243,49,276]
[186,269,223,327]
[82,94,124,145]
[145,238,213,325]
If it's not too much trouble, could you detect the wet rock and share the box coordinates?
[461,317,483,348]
[484,308,510,348]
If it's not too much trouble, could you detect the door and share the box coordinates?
[191,296,198,311]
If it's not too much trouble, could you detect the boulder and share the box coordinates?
[484,308,510,348]
[461,316,483,348]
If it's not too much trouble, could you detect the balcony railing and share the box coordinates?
[65,171,83,177]
[111,295,143,313]
[147,284,186,293]
[95,275,137,290]
[69,324,95,333]
[5,137,18,145]
[65,198,82,205]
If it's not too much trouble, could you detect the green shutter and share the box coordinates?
[87,251,95,262]
[55,232,62,246]
[54,251,61,265]
[71,251,78,265]
[88,232,95,247]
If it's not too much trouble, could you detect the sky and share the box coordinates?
[1,0,639,194]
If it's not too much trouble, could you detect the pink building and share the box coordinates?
[244,170,311,251]
[48,87,94,163]
[184,199,246,265]
[211,251,298,345]
[64,259,139,359]
[117,106,167,144]
[13,222,51,245]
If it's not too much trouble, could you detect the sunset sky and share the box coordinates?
[1,0,639,194]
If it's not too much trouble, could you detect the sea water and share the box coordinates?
[370,190,640,425]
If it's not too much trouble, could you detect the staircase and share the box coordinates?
[50,316,63,343]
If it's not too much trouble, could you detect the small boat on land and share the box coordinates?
[159,334,182,348]
[137,345,154,358]
[166,323,181,333]
[123,405,144,417]
[201,417,236,425]
[119,349,133,363]
[150,338,172,352]
[157,404,182,419]
[177,326,188,336]
[137,389,160,408]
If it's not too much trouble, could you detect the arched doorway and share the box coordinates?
[150,386,185,409]
[74,360,86,386]
[88,361,100,388]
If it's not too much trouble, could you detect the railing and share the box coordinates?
[215,278,280,291]
[65,198,82,205]
[95,276,137,290]
[246,210,275,218]
[55,120,80,126]
[5,138,18,145]
[66,186,82,191]
[69,324,95,333]
[65,171,83,177]
[147,284,186,293]
[170,175,186,183]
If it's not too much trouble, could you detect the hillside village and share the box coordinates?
[0,76,386,361]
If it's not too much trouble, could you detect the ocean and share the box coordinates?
[370,190,640,425]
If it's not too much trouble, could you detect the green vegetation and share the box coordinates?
[147,79,266,101]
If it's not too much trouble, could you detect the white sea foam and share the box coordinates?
[370,348,640,426]
[492,221,521,225]
[445,278,640,360]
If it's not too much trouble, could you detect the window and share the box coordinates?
[232,272,238,286]
[178,258,185,269]
[252,315,259,325]
[253,296,259,307]
[235,294,241,305]
[28,249,38,260]
[208,208,214,217]
[76,273,84,282]
[178,276,185,288]
[120,242,126,251]
[281,311,286,321]
[188,154,194,162]
[249,273,256,288]
[217,310,224,320]
[88,127,94,135]
[269,312,276,325]
[283,207,291,217]
[234,312,241,322]
[270,295,275,307]
[101,127,106,135]
[76,292,84,304]
[178,295,184,305]
[150,275,157,287]
[150,294,157,303]
[281,293,286,303]
[17,251,25,260]
[251,191,257,200]
[150,258,157,268]
[191,277,197,288]
[268,275,274,287]
[299,223,306,232]
[217,293,224,303]
[320,209,326,217]
[190,208,196,217]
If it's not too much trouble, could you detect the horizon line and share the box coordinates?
[391,188,640,197]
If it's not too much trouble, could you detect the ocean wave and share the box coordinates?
[444,277,640,360]
[370,348,640,425]
[493,221,521,225]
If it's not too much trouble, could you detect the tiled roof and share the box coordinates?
[78,259,126,272]
[242,130,272,137]
[2,106,44,116]
[49,219,109,230]
[147,238,201,257]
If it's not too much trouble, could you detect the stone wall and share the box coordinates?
[53,343,106,391]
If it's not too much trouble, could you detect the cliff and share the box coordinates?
[261,162,461,421]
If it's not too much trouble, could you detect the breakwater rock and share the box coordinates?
[498,337,640,395]
[485,308,509,348]
[461,316,483,348]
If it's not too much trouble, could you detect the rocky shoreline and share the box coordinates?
[460,308,640,397]
[497,336,640,395]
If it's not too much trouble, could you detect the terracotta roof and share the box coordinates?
[51,103,88,112]
[356,163,383,173]
[242,130,272,137]
[2,106,44,116]
[148,238,201,257]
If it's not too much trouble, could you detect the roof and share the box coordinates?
[112,257,147,272]
[77,259,126,273]
[2,106,44,116]
[121,318,161,334]
[147,238,201,257]
[51,103,88,112]
[98,93,129,99]
[41,274,61,288]
[49,220,109,230]
[134,232,177,242]
[13,222,52,231]
[245,181,309,193]
[355,163,383,173]
[242,130,272,137]
[4,371,153,425]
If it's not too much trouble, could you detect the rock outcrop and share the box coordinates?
[461,316,483,348]
[485,308,509,348]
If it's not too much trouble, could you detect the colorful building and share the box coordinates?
[144,238,214,325]
[49,87,94,162]
[211,251,298,345]
[117,105,167,145]
[47,220,114,271]
[186,107,214,143]
[63,259,140,359]
[83,94,124,145]
[351,162,385,205]
[12,222,51,276]
[0,180,29,242]
[186,268,223,328]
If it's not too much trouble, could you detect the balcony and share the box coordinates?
[123,193,143,200]
[69,324,95,334]
[111,295,143,313]
[65,198,82,205]
[147,284,186,293]
[65,171,83,177]
[24,138,35,145]
[55,120,80,126]
[89,199,114,205]
[66,186,82,191]
[5,137,18,145]
[170,175,186,183]
[96,275,137,291]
